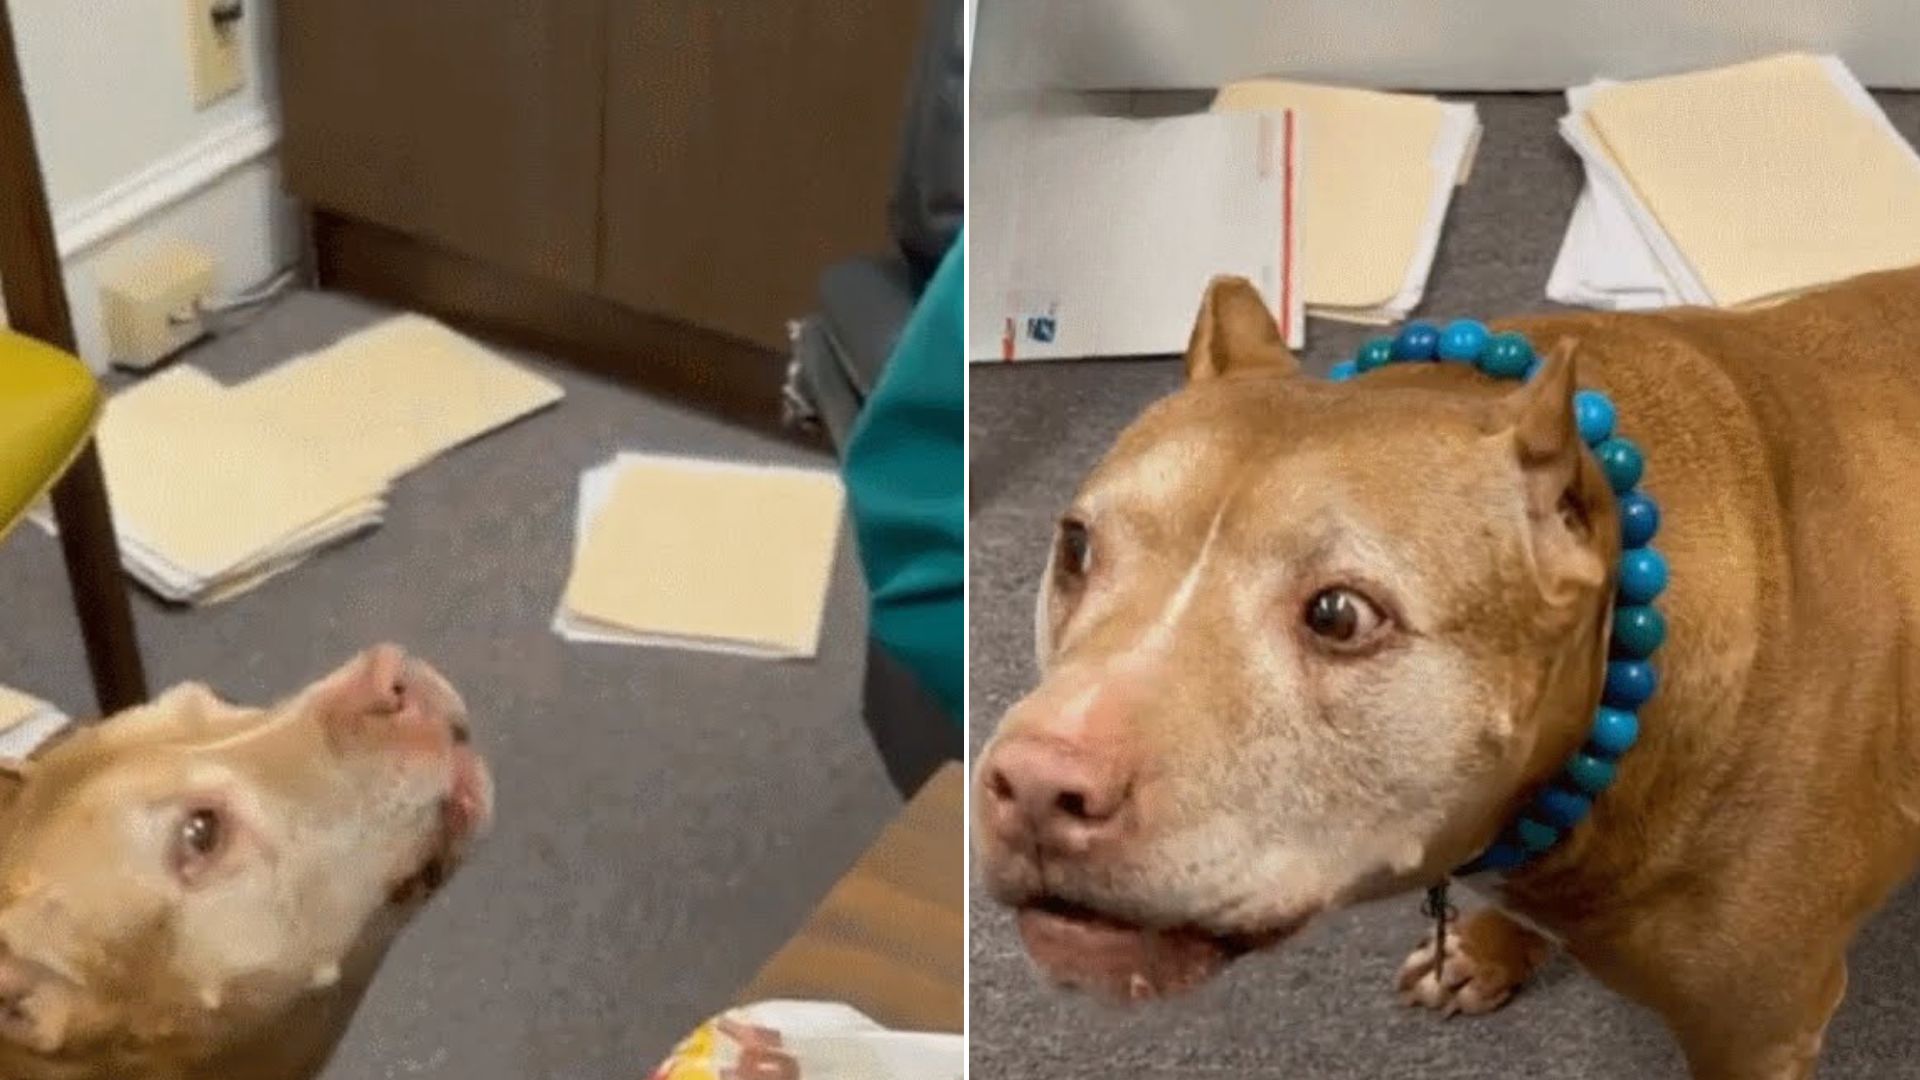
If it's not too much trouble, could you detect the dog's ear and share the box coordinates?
[1184,276,1298,382]
[1494,339,1614,609]
[0,950,79,1055]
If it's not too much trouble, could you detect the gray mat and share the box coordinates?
[0,289,899,1078]
[969,92,1920,1078]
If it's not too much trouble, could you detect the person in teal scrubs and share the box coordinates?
[842,231,964,734]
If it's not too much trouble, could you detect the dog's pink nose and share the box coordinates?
[315,644,469,753]
[981,735,1135,853]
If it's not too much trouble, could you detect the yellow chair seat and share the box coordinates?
[0,329,99,542]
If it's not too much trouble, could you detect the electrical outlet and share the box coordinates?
[186,0,245,108]
[100,242,217,370]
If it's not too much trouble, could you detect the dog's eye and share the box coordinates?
[1056,518,1093,578]
[171,807,229,883]
[1304,588,1384,645]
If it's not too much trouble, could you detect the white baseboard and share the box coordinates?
[54,108,282,259]
[32,107,298,372]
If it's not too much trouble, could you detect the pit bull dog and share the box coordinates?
[0,644,492,1080]
[974,267,1920,1078]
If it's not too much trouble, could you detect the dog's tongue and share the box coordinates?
[1016,907,1231,1002]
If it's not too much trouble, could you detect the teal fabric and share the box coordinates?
[843,232,964,725]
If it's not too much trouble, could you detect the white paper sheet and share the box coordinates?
[0,685,69,761]
[969,109,1301,361]
[653,1000,963,1080]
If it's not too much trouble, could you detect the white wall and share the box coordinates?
[973,0,1920,93]
[11,0,295,369]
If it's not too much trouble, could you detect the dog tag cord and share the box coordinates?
[1331,319,1668,876]
[1421,882,1455,985]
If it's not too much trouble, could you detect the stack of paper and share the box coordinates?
[555,453,845,659]
[969,109,1303,362]
[42,315,563,604]
[91,366,392,603]
[0,684,69,760]
[1551,54,1920,310]
[1214,80,1481,325]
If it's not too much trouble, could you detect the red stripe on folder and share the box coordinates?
[1279,109,1296,346]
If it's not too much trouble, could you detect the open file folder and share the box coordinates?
[39,315,563,604]
[1213,79,1480,325]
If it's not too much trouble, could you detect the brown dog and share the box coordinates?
[975,267,1920,1078]
[0,644,492,1080]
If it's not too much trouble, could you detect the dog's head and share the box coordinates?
[975,278,1618,1001]
[0,644,492,1076]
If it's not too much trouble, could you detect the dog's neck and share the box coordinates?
[0,944,382,1080]
[1471,322,1775,940]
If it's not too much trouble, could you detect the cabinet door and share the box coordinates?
[278,0,606,290]
[598,1,927,349]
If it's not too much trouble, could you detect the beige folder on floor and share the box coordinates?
[226,314,565,483]
[44,314,564,604]
[96,366,390,589]
[1212,79,1479,322]
[1581,53,1920,307]
[558,454,844,659]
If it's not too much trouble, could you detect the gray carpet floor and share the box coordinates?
[970,92,1920,1078]
[0,289,900,1079]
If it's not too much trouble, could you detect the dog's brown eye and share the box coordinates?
[1057,518,1092,578]
[181,809,221,856]
[172,807,229,883]
[1304,588,1383,644]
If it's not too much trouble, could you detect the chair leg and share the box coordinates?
[49,440,145,714]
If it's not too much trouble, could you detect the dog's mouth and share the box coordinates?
[1014,893,1305,1002]
[388,740,493,906]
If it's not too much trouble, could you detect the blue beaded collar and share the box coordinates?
[1327,319,1667,876]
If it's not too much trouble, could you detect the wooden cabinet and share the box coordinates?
[277,1,925,432]
[598,1,926,345]
[278,1,607,291]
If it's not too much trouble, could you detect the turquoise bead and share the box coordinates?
[1619,547,1669,605]
[1618,491,1660,548]
[1567,752,1617,794]
[1356,337,1394,372]
[1536,787,1592,828]
[1480,332,1534,379]
[1611,604,1666,658]
[1604,659,1658,709]
[1596,438,1645,494]
[1574,390,1616,446]
[1516,818,1560,852]
[1438,319,1491,362]
[1328,359,1359,382]
[1391,321,1441,361]
[1590,707,1640,756]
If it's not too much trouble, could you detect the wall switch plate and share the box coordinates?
[100,241,217,370]
[186,0,245,108]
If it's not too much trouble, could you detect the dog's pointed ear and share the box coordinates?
[1184,276,1298,382]
[0,950,78,1055]
[1495,339,1614,609]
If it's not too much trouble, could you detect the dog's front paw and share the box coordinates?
[1395,908,1551,1018]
